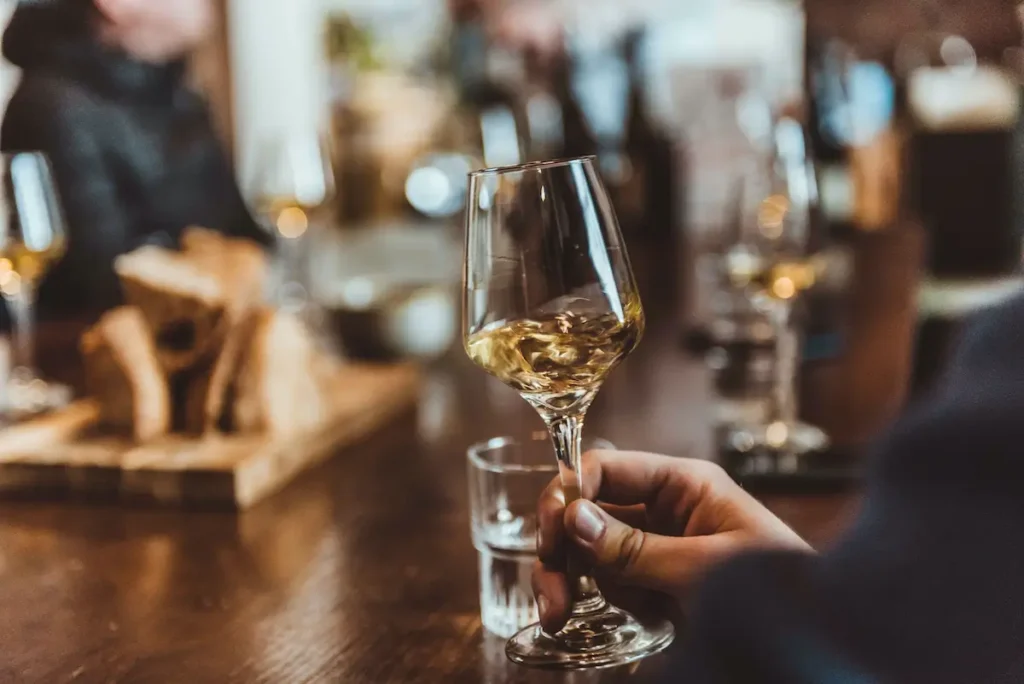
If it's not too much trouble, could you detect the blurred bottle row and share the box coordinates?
[312,0,1024,414]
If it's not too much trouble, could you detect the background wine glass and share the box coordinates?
[723,119,830,459]
[251,130,337,311]
[251,130,339,353]
[0,153,71,416]
[463,156,674,669]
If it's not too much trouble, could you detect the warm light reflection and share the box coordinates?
[0,268,22,297]
[769,261,817,299]
[771,276,797,300]
[766,421,789,449]
[757,194,789,239]
[276,207,309,239]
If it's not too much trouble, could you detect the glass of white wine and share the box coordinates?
[722,121,829,459]
[252,130,337,311]
[251,130,340,354]
[463,156,674,669]
[0,153,71,416]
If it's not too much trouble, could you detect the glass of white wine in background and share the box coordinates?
[722,121,829,460]
[0,153,71,416]
[463,156,674,669]
[252,130,337,313]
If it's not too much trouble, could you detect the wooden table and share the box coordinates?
[0,233,919,683]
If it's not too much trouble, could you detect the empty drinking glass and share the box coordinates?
[467,434,613,640]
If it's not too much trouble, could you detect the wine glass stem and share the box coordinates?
[771,300,798,426]
[548,414,607,614]
[280,235,305,287]
[8,282,36,374]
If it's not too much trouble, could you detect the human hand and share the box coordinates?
[533,450,812,633]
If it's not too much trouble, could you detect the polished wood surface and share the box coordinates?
[0,237,920,683]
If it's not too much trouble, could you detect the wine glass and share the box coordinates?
[0,153,71,416]
[722,121,829,460]
[463,156,674,669]
[251,129,337,310]
[251,130,338,352]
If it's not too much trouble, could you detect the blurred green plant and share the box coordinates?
[325,14,381,71]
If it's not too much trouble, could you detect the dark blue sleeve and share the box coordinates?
[670,294,1024,684]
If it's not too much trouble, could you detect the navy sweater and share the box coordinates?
[676,293,1024,683]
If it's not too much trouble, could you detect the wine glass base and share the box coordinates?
[505,603,674,670]
[2,369,71,418]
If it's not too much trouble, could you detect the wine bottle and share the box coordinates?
[622,28,677,244]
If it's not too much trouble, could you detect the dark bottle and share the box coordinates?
[802,40,852,367]
[902,38,1024,397]
[802,35,902,368]
[449,11,530,169]
[549,46,598,160]
[622,28,678,244]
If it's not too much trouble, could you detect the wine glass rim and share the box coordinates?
[467,435,615,474]
[468,155,598,178]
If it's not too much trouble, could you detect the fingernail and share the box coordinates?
[573,501,606,543]
[537,595,550,623]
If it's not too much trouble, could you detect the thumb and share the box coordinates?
[566,500,728,596]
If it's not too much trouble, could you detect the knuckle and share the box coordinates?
[538,491,565,523]
[690,459,729,487]
[614,527,648,576]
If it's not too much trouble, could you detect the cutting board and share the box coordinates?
[0,363,420,509]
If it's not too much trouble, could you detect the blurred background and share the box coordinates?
[3,2,1024,678]
[2,0,1024,477]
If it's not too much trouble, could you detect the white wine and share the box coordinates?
[725,250,820,301]
[256,195,327,240]
[465,299,644,412]
[0,238,66,290]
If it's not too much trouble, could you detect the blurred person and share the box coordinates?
[1,0,267,320]
[448,0,564,69]
[536,294,1024,682]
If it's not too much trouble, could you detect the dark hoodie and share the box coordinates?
[1,0,267,319]
[669,291,1024,682]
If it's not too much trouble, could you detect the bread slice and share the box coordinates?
[115,246,228,373]
[180,367,210,436]
[233,308,328,435]
[181,227,268,321]
[179,225,232,254]
[182,307,264,435]
[80,307,170,442]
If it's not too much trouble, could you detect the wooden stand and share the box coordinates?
[0,364,420,509]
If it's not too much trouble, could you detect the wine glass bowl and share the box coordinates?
[252,131,337,307]
[463,156,673,669]
[0,153,72,417]
[253,131,336,237]
[251,131,341,356]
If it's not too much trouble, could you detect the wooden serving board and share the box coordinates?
[0,364,420,509]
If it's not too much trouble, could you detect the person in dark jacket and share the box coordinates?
[1,0,268,319]
[536,294,1024,682]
